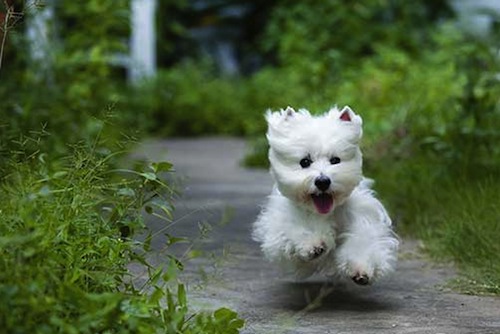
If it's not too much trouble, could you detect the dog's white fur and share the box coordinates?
[252,106,399,284]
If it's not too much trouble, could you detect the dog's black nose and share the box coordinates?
[314,175,331,191]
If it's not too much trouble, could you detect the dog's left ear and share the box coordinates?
[332,105,363,142]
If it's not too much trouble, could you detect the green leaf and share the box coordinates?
[140,172,157,181]
[38,153,47,164]
[229,319,245,330]
[130,252,153,268]
[165,233,188,246]
[214,307,237,321]
[162,259,179,282]
[143,232,152,252]
[166,288,175,311]
[120,298,151,319]
[153,202,173,219]
[186,249,203,260]
[118,187,135,197]
[151,161,173,173]
[148,267,163,286]
[149,286,164,305]
[52,171,68,179]
[166,255,184,271]
[177,284,186,307]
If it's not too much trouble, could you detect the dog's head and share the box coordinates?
[266,106,363,215]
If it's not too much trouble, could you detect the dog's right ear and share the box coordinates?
[265,106,296,131]
[284,106,295,119]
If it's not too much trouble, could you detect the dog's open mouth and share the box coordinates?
[311,193,334,214]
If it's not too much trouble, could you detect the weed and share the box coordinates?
[0,132,244,333]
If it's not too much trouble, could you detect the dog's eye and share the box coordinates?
[330,157,341,165]
[299,157,312,168]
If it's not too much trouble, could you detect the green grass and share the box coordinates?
[423,180,500,295]
[368,154,500,295]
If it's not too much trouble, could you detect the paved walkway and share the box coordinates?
[138,138,500,334]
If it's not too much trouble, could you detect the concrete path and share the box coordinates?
[137,138,500,334]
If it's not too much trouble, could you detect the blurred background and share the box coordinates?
[1,0,500,293]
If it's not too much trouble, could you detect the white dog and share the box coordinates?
[252,106,399,285]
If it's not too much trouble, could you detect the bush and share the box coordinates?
[131,62,251,136]
[262,0,452,87]
[0,130,244,333]
[0,0,148,157]
[129,61,317,137]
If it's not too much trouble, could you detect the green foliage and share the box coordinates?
[262,0,452,87]
[131,62,251,136]
[156,0,190,66]
[0,1,143,157]
[0,131,244,333]
[130,61,311,137]
[51,0,129,105]
[1,2,246,330]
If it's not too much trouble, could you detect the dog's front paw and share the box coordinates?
[295,241,328,262]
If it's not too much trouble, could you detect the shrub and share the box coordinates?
[0,131,244,333]
[129,61,312,137]
[0,0,149,157]
[262,0,452,87]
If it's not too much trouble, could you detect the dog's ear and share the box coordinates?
[330,105,363,142]
[327,105,361,124]
[265,106,296,129]
[339,106,354,122]
[284,106,295,119]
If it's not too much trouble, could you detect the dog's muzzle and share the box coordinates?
[311,175,333,214]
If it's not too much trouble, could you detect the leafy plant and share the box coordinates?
[262,0,452,87]
[0,129,244,333]
[0,0,147,158]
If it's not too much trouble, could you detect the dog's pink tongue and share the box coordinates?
[311,193,333,214]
